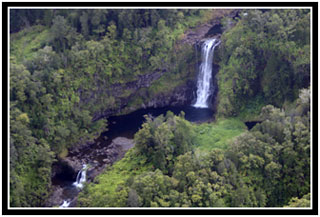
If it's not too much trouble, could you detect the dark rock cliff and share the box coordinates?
[87,9,240,121]
[48,9,241,207]
[91,69,167,121]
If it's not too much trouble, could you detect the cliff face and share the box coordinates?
[180,9,238,45]
[89,63,197,121]
[91,69,168,121]
[88,9,239,120]
[47,9,240,207]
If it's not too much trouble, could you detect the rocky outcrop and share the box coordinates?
[48,137,135,207]
[180,9,239,46]
[48,9,241,207]
[142,80,196,109]
[109,69,166,99]
[61,137,135,180]
[112,137,135,152]
[117,79,197,115]
[45,186,64,207]
[95,10,240,120]
[85,10,241,123]
[91,69,166,121]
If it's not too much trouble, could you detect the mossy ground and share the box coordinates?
[193,118,247,152]
[10,25,49,63]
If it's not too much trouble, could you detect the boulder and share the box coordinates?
[111,137,135,151]
[61,158,82,173]
[45,185,64,207]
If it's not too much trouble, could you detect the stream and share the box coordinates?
[52,37,219,208]
[52,105,214,208]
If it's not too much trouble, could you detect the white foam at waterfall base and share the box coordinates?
[72,164,87,189]
[193,38,220,108]
[59,164,87,208]
[59,200,70,208]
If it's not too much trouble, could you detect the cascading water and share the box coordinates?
[72,164,87,189]
[54,40,221,208]
[59,200,70,208]
[193,38,220,108]
[58,164,87,208]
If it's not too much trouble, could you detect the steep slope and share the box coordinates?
[9,9,238,207]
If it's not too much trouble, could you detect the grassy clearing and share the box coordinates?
[193,118,247,152]
[10,25,49,63]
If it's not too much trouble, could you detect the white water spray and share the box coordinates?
[73,164,87,189]
[59,200,70,208]
[193,38,220,108]
[58,164,87,208]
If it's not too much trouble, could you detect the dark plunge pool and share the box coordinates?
[68,105,214,165]
[244,121,261,130]
[52,105,214,207]
[104,105,214,141]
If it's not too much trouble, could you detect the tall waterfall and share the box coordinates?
[73,164,87,189]
[193,38,220,108]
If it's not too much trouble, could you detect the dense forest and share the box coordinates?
[9,8,311,208]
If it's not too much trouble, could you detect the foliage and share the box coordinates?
[10,106,55,206]
[285,193,310,207]
[226,88,310,206]
[134,112,195,173]
[10,9,213,207]
[216,9,310,117]
[77,148,152,207]
[193,118,246,151]
[79,89,310,207]
[9,9,310,208]
[10,25,49,63]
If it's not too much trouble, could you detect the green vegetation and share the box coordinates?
[134,112,196,172]
[79,88,310,207]
[9,8,310,208]
[10,25,49,63]
[78,149,153,207]
[215,9,310,117]
[193,118,246,151]
[10,8,218,207]
[123,43,196,113]
[286,193,310,207]
[236,95,265,121]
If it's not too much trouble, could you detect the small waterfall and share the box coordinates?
[59,200,70,208]
[58,164,87,207]
[193,38,220,108]
[72,164,87,189]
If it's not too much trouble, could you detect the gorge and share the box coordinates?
[48,12,226,208]
[9,8,311,209]
[57,36,222,205]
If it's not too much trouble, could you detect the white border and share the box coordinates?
[8,7,313,9]
[309,3,313,212]
[7,6,314,211]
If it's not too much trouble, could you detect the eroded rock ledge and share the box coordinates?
[47,137,135,207]
[180,9,239,45]
[90,10,240,122]
[48,9,241,207]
